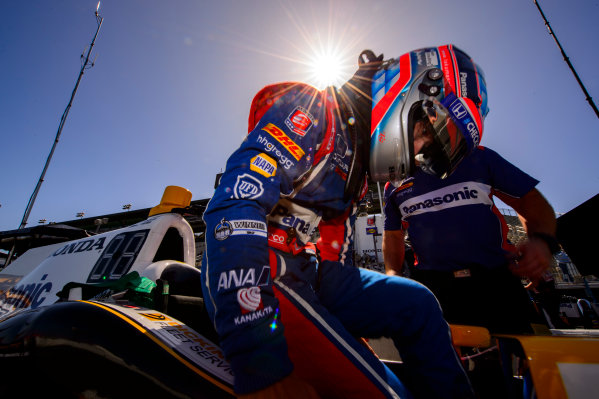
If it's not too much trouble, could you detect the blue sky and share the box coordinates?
[1,0,598,231]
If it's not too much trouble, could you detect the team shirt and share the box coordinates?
[384,146,538,271]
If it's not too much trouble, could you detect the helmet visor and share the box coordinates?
[414,98,470,178]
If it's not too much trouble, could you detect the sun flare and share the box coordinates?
[307,47,348,89]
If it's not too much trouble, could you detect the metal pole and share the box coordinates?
[376,182,384,216]
[533,0,599,119]
[5,6,103,267]
[18,7,103,230]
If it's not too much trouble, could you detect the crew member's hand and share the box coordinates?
[237,371,320,399]
[508,237,552,282]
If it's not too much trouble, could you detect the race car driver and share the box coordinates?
[201,47,476,398]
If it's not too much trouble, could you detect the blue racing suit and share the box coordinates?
[201,82,473,398]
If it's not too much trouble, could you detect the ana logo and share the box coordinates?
[450,101,468,120]
[285,107,313,136]
[234,174,264,199]
[270,203,313,235]
[214,218,233,240]
[237,286,262,313]
[250,153,277,178]
[261,123,305,161]
[218,266,270,291]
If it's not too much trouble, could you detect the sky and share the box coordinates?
[1,0,598,232]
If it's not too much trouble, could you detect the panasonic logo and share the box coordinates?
[399,182,492,217]
[460,72,468,97]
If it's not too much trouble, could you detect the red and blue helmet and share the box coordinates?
[369,44,489,184]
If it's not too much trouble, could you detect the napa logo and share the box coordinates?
[250,153,277,178]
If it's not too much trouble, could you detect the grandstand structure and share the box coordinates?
[1,193,594,295]
[499,208,597,291]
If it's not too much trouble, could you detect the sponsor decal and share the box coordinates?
[396,181,414,192]
[215,218,233,240]
[217,266,270,291]
[366,227,378,235]
[0,274,52,313]
[460,72,468,98]
[234,305,273,326]
[285,106,314,136]
[139,312,168,321]
[450,101,468,119]
[270,203,315,237]
[103,303,233,382]
[400,182,492,217]
[250,153,277,178]
[52,237,106,256]
[366,217,375,226]
[230,219,267,237]
[443,94,480,148]
[215,219,267,241]
[268,233,285,244]
[256,135,295,169]
[237,286,262,313]
[438,46,456,93]
[424,50,439,67]
[261,123,305,161]
[234,173,264,199]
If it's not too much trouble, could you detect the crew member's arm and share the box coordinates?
[495,188,557,281]
[382,181,407,276]
[383,229,406,276]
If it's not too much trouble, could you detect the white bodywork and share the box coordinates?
[0,213,196,317]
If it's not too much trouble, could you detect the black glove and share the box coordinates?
[341,50,384,105]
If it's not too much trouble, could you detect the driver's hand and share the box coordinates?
[508,237,552,283]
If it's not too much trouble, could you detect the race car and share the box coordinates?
[0,186,596,398]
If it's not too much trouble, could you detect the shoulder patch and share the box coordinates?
[396,181,414,192]
[285,106,314,136]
